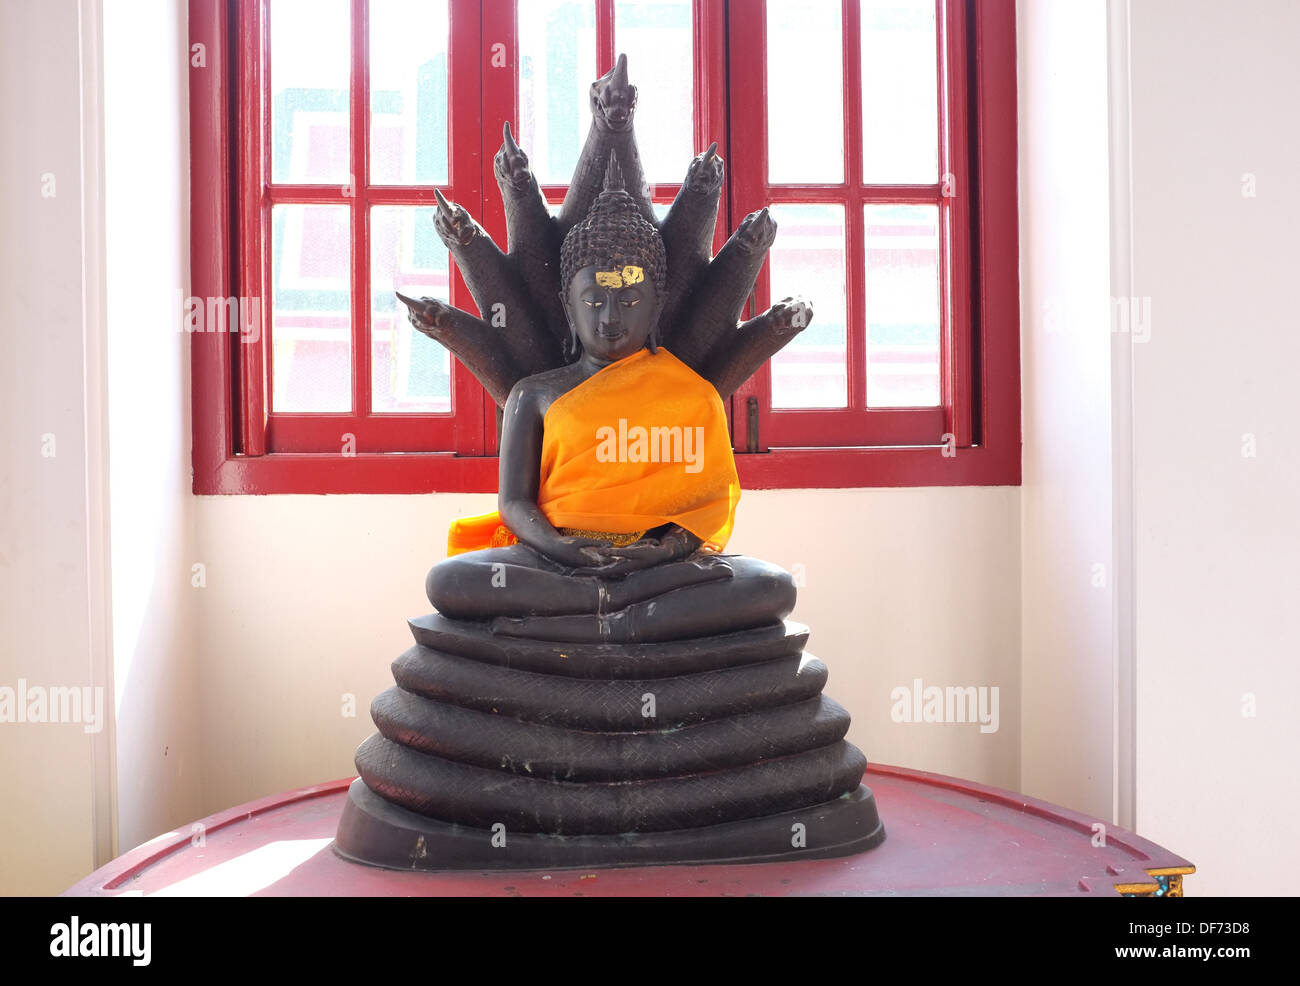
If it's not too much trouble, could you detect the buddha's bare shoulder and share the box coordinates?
[506,363,587,418]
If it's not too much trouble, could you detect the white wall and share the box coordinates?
[1125,0,1300,897]
[0,0,109,895]
[1017,0,1300,894]
[103,0,203,855]
[733,490,1021,789]
[1016,0,1119,821]
[0,0,203,895]
[191,488,1023,815]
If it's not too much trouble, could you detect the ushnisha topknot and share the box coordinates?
[559,153,667,304]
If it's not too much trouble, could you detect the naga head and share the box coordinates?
[432,187,481,248]
[493,121,534,192]
[590,53,637,133]
[592,53,637,133]
[684,142,725,194]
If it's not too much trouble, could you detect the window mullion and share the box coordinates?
[844,0,866,419]
[940,0,974,447]
[350,0,372,427]
[724,0,771,452]
[239,0,269,456]
[454,0,494,455]
[693,0,731,437]
[596,0,615,74]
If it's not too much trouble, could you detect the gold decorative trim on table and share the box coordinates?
[1115,866,1196,897]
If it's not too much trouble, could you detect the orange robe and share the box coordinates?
[447,348,740,556]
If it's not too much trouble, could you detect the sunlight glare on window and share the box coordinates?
[270,0,351,185]
[518,1,598,185]
[864,204,941,407]
[369,0,450,186]
[768,203,848,409]
[615,0,695,185]
[271,204,353,411]
[370,206,453,413]
[861,0,939,183]
[766,0,843,184]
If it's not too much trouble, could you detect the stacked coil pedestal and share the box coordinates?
[336,611,884,870]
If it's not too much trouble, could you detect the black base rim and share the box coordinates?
[333,778,886,873]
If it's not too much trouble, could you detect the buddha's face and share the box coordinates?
[564,264,660,363]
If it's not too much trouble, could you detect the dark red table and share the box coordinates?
[63,764,1194,897]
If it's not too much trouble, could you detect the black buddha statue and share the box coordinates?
[334,56,884,869]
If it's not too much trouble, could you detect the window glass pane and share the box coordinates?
[768,204,847,408]
[271,204,352,411]
[864,204,940,407]
[766,0,843,184]
[518,1,597,185]
[614,0,694,185]
[270,0,351,185]
[861,0,939,183]
[371,206,453,413]
[369,0,449,185]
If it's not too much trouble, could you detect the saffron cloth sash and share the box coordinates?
[446,348,740,556]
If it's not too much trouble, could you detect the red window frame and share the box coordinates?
[189,0,1018,494]
[731,0,961,448]
[244,0,488,459]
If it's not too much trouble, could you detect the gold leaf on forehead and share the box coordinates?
[621,265,644,284]
[594,270,624,288]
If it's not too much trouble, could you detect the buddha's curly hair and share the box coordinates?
[560,154,667,302]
